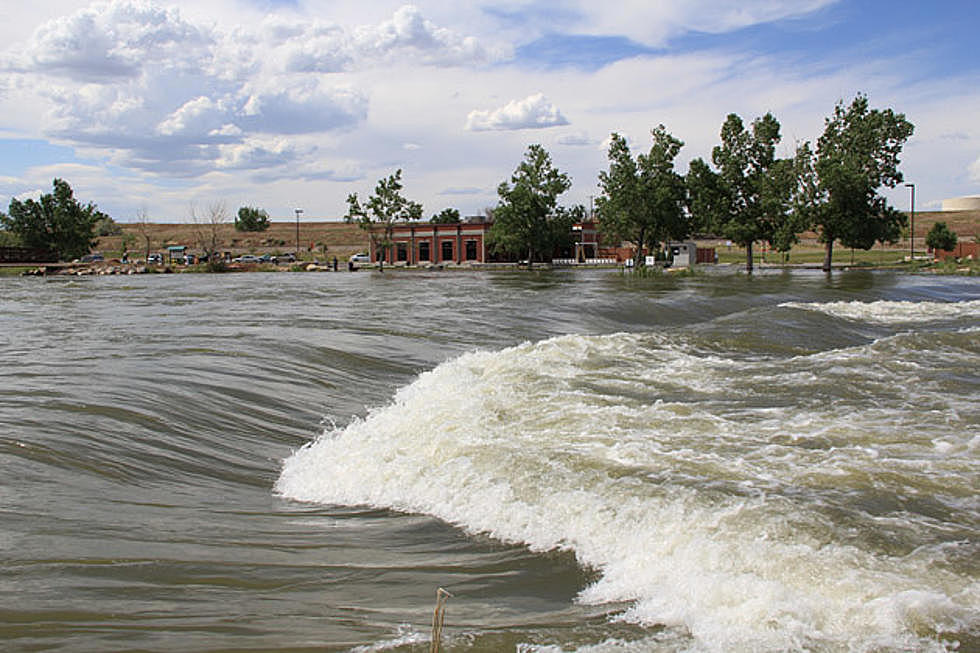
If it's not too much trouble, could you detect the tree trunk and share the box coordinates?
[822,240,833,272]
[527,246,533,270]
[745,241,754,272]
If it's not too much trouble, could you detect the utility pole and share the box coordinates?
[294,208,303,259]
[905,183,914,261]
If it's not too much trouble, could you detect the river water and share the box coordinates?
[1,268,978,652]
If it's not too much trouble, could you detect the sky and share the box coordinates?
[1,0,978,222]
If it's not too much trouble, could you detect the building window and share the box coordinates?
[465,240,477,260]
[396,242,407,262]
[441,240,453,261]
[418,241,430,261]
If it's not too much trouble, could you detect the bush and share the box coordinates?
[925,222,957,252]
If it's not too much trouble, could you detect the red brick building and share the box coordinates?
[370,220,491,264]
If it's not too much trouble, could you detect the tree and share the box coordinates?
[804,94,914,271]
[191,201,230,271]
[925,221,958,253]
[344,169,422,270]
[487,144,572,268]
[700,112,801,271]
[686,157,728,237]
[134,207,153,263]
[0,178,107,261]
[95,214,122,236]
[235,206,270,232]
[597,127,689,268]
[430,208,461,224]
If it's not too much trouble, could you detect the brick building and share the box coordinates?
[370,219,492,265]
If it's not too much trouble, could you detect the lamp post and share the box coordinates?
[294,208,303,259]
[905,183,915,261]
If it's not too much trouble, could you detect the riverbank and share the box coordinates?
[9,256,979,277]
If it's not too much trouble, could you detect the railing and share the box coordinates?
[552,258,619,266]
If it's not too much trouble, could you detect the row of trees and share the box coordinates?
[598,94,914,271]
[345,94,915,272]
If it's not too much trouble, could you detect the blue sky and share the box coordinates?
[0,0,978,221]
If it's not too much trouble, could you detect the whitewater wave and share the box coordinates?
[780,299,980,325]
[276,322,979,651]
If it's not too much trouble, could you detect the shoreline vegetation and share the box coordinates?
[3,209,978,277]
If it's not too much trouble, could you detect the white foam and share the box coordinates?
[780,299,980,324]
[276,331,980,651]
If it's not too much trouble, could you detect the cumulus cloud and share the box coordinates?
[238,82,368,134]
[465,93,569,131]
[352,5,507,66]
[19,0,211,81]
[156,96,229,137]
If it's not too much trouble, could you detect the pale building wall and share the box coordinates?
[942,196,980,211]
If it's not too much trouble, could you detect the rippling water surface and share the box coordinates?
[1,269,978,652]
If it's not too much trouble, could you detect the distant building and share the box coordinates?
[370,220,491,264]
[942,196,980,211]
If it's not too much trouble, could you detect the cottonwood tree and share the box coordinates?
[597,127,689,268]
[235,206,270,232]
[925,221,957,253]
[191,201,230,269]
[802,94,914,271]
[430,208,461,224]
[134,206,153,262]
[689,112,801,271]
[344,169,423,269]
[487,144,572,268]
[1,178,106,261]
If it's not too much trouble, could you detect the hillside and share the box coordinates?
[99,221,369,260]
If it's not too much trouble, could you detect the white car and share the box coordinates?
[349,253,370,263]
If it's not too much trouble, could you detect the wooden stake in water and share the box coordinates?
[430,587,452,653]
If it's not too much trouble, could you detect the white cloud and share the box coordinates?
[465,93,569,131]
[969,156,980,184]
[352,5,508,66]
[573,0,838,46]
[156,96,228,137]
[20,0,211,80]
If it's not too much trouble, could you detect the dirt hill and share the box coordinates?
[99,221,369,260]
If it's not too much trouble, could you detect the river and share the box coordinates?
[1,268,978,652]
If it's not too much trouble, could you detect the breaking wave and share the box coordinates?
[277,300,980,651]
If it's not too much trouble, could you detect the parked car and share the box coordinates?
[257,254,273,263]
[146,253,163,265]
[183,254,196,265]
[349,253,370,263]
[233,254,262,264]
[78,253,104,263]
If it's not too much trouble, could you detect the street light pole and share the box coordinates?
[294,208,303,259]
[905,183,915,261]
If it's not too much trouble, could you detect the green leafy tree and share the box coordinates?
[430,208,461,224]
[925,221,958,253]
[487,144,572,268]
[597,127,689,268]
[686,157,728,236]
[95,214,122,236]
[0,178,106,261]
[803,94,914,271]
[702,112,801,271]
[344,169,423,269]
[235,206,270,232]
